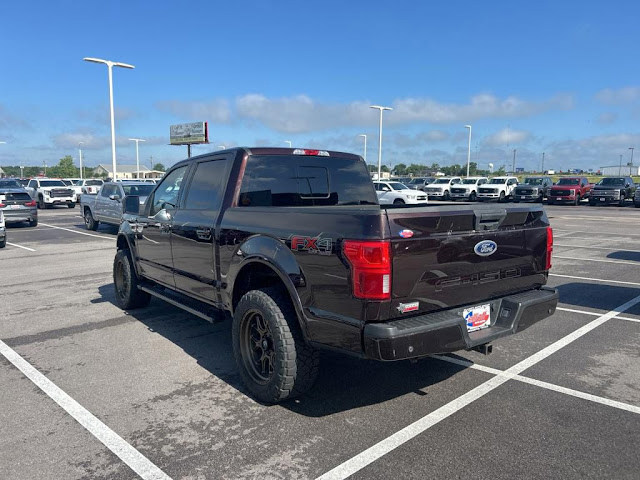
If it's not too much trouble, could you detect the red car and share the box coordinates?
[547,177,592,205]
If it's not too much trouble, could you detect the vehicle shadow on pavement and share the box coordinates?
[606,251,640,262]
[97,286,467,415]
[556,282,640,311]
[73,223,119,235]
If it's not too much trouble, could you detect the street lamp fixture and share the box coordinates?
[284,140,292,148]
[464,125,472,177]
[84,57,135,180]
[358,134,367,163]
[370,105,392,181]
[129,138,146,179]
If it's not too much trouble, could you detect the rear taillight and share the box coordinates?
[25,200,37,207]
[545,226,553,270]
[0,203,5,208]
[343,240,391,300]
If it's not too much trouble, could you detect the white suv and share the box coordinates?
[374,181,428,205]
[477,176,519,202]
[450,177,488,201]
[423,177,462,200]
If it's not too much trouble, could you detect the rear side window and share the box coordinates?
[239,155,377,207]
[5,192,32,201]
[184,159,231,210]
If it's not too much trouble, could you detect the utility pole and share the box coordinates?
[512,149,517,174]
[541,152,545,173]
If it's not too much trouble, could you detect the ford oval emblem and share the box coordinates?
[474,240,497,257]
[399,229,414,238]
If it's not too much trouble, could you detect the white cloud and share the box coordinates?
[155,99,232,123]
[234,93,574,133]
[596,112,617,125]
[484,128,532,146]
[595,87,640,105]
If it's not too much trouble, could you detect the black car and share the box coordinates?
[513,177,553,203]
[589,177,636,206]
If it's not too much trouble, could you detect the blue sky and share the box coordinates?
[1,0,639,173]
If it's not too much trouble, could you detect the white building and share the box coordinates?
[600,165,640,176]
[93,164,165,180]
[0,166,5,177]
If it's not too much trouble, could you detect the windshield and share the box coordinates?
[434,178,451,184]
[462,179,479,184]
[122,184,154,196]
[61,180,73,186]
[387,182,407,190]
[487,178,506,184]
[524,178,544,185]
[598,178,625,186]
[86,180,103,186]
[40,180,66,187]
[408,178,424,184]
[0,180,21,188]
[557,178,579,185]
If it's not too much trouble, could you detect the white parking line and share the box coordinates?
[554,229,640,238]
[39,223,114,240]
[550,273,640,287]
[555,244,640,253]
[432,355,640,415]
[554,255,640,266]
[556,306,640,323]
[316,293,640,480]
[6,242,36,252]
[0,339,171,480]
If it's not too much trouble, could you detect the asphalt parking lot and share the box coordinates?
[1,203,639,480]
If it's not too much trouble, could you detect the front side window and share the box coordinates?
[149,166,187,216]
[28,180,36,188]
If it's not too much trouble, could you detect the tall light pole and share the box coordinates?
[629,147,635,176]
[84,57,135,180]
[0,142,6,178]
[129,138,145,179]
[284,140,292,148]
[512,149,517,174]
[358,134,367,162]
[619,154,623,176]
[464,125,472,177]
[370,105,392,180]
[541,152,545,173]
[78,142,84,179]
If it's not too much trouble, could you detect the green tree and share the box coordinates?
[394,163,407,175]
[153,163,165,172]
[55,155,78,178]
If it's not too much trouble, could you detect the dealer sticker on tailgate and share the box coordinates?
[463,304,491,332]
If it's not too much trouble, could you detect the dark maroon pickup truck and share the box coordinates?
[113,147,558,402]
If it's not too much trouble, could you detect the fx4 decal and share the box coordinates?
[289,235,332,255]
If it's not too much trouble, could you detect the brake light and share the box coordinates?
[292,149,330,157]
[0,203,5,208]
[343,240,391,300]
[25,200,37,207]
[545,226,553,270]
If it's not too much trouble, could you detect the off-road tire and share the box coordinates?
[38,196,44,209]
[619,193,626,207]
[469,192,477,202]
[574,194,581,206]
[498,191,506,202]
[113,249,151,310]
[84,209,99,231]
[232,288,320,403]
[68,203,76,209]
[0,238,5,248]
[589,198,596,206]
[443,190,450,201]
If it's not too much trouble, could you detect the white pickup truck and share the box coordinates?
[477,176,519,202]
[25,178,76,209]
[80,181,155,230]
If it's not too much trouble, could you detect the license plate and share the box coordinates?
[463,304,491,332]
[600,197,606,202]
[9,204,21,209]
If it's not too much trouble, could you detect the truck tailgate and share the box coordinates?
[385,204,550,319]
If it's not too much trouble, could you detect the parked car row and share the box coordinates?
[380,175,640,206]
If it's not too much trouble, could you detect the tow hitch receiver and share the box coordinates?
[472,343,493,355]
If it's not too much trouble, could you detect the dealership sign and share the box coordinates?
[170,122,209,145]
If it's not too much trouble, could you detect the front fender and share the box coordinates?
[116,222,142,277]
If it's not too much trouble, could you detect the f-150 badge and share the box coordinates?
[474,240,497,257]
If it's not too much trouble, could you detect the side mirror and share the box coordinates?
[382,186,391,192]
[123,195,140,215]
[109,194,121,202]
